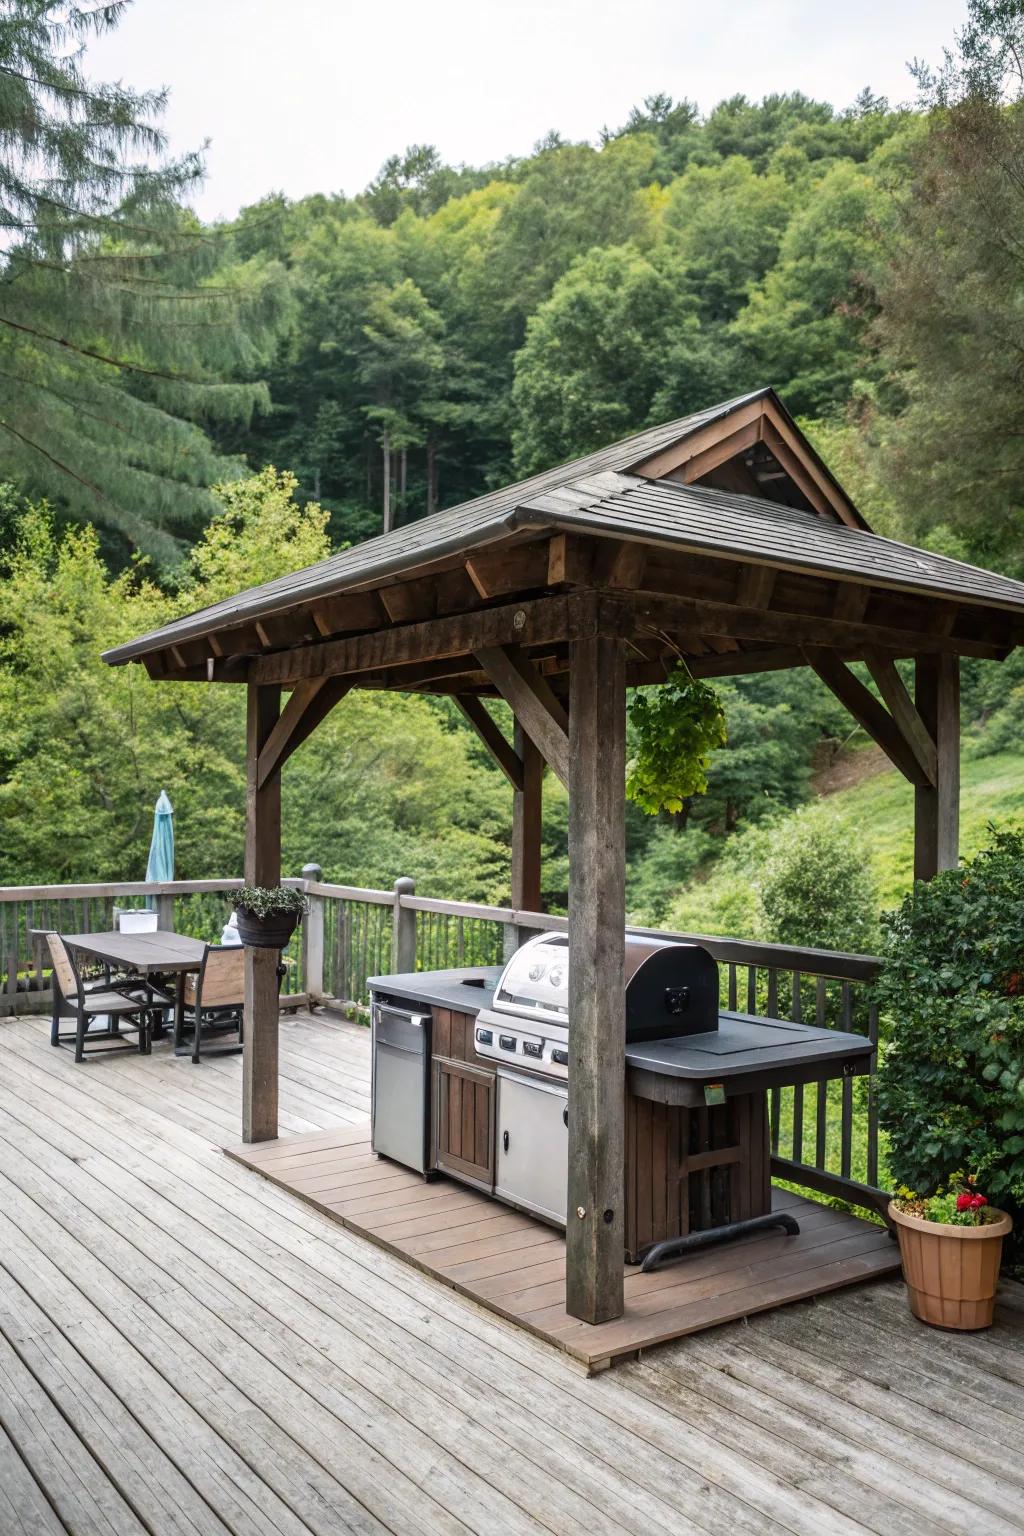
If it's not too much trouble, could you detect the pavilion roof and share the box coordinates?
[103,387,1024,669]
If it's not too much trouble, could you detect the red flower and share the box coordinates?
[956,1193,973,1211]
[971,1194,988,1209]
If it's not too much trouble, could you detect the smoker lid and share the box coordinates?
[491,930,712,1026]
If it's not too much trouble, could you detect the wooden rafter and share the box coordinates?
[474,644,570,787]
[256,677,352,789]
[452,695,524,790]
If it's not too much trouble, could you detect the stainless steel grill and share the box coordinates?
[473,931,719,1080]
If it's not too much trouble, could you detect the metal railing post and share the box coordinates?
[301,862,324,1004]
[392,877,416,973]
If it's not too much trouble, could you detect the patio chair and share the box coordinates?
[174,944,245,1063]
[46,933,170,1063]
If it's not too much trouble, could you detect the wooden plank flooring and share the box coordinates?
[1,1009,1023,1536]
[228,1129,900,1369]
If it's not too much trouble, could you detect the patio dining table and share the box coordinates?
[61,930,208,1040]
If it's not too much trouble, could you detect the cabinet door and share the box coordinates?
[434,1058,495,1189]
[495,1070,568,1226]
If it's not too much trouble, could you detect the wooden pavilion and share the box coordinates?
[104,387,1024,1326]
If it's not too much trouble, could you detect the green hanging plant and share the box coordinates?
[626,664,727,815]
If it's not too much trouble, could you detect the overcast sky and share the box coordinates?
[87,0,968,222]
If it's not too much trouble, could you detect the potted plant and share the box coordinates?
[874,829,1024,1278]
[232,885,308,949]
[889,1175,1012,1330]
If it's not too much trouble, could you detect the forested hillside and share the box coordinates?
[3,0,1024,946]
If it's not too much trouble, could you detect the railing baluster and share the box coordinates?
[815,975,828,1170]
[867,1001,880,1188]
[727,962,737,1011]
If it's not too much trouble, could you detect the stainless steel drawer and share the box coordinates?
[373,1004,429,1053]
[495,1068,568,1227]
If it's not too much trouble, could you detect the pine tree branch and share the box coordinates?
[0,416,106,501]
[0,311,208,382]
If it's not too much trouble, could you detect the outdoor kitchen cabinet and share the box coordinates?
[431,1006,496,1190]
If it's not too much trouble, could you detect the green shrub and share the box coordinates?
[875,828,1024,1261]
[760,805,878,953]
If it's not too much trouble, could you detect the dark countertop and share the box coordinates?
[626,1011,872,1080]
[368,967,502,1015]
[368,970,873,1080]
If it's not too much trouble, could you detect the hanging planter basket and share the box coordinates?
[232,886,307,950]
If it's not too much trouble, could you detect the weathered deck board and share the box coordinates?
[227,1128,900,1369]
[1,1011,1022,1536]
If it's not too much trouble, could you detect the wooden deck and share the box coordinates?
[228,1129,900,1371]
[1,1010,1023,1536]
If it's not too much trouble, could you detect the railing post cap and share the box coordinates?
[301,862,322,880]
[393,876,416,897]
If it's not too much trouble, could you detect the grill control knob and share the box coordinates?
[548,966,564,987]
[551,1048,569,1066]
[498,1034,517,1051]
[528,961,546,981]
[475,1028,493,1045]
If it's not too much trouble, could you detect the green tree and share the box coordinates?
[760,804,878,952]
[0,2,286,562]
[733,159,885,415]
[510,244,696,473]
[869,7,1024,571]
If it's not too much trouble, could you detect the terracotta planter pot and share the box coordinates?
[888,1201,1012,1330]
[233,907,301,950]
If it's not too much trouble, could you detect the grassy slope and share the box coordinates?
[830,749,1024,909]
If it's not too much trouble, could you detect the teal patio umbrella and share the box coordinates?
[145,791,174,905]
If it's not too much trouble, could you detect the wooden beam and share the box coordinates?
[453,696,524,790]
[546,534,593,588]
[671,417,762,485]
[761,401,860,528]
[465,541,549,599]
[256,677,352,790]
[634,591,1006,662]
[474,645,570,788]
[833,582,871,624]
[632,397,766,480]
[804,649,930,787]
[511,723,543,912]
[760,421,833,518]
[243,683,282,1145]
[566,633,626,1324]
[736,564,778,610]
[864,653,937,786]
[914,655,960,881]
[250,592,634,687]
[592,538,647,590]
[309,591,389,637]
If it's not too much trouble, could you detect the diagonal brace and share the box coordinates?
[474,645,569,788]
[257,677,352,789]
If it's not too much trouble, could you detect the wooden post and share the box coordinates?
[301,862,324,1004]
[566,632,626,1324]
[913,655,960,882]
[155,892,175,931]
[511,723,543,915]
[243,683,282,1144]
[392,876,417,973]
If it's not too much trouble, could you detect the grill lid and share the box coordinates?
[491,932,720,1039]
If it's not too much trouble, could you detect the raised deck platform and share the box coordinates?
[227,1126,900,1371]
[4,1007,1024,1536]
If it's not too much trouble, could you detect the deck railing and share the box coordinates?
[0,866,887,1215]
